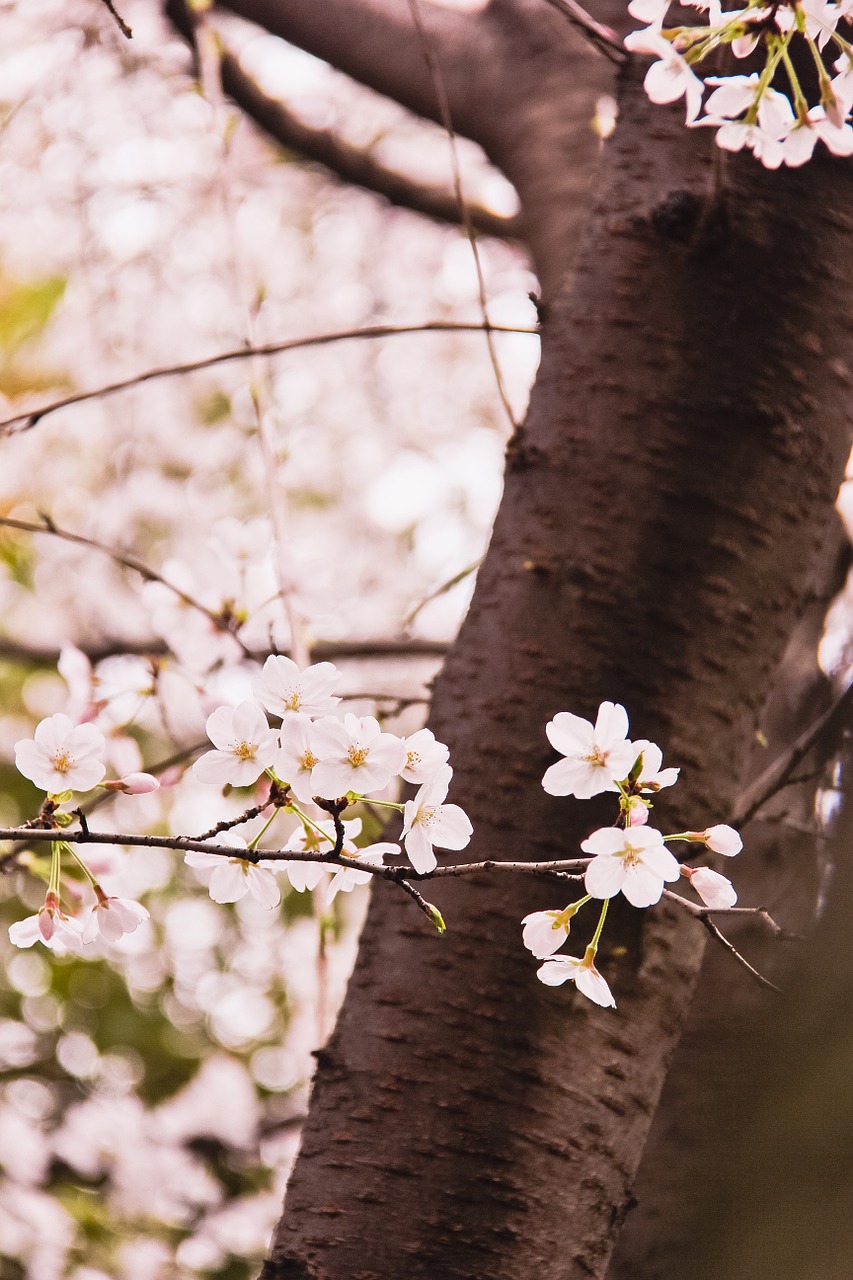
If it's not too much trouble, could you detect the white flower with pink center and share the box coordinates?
[582,826,680,908]
[401,765,472,874]
[284,816,362,891]
[193,701,278,787]
[274,714,323,802]
[400,728,450,785]
[543,702,636,800]
[254,655,341,720]
[15,714,106,794]
[310,714,406,797]
[9,892,84,953]
[82,890,149,943]
[536,951,616,1008]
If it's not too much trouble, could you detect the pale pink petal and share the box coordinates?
[581,827,627,857]
[585,855,627,899]
[594,701,630,748]
[522,910,569,958]
[575,965,617,1008]
[8,916,42,948]
[537,955,583,986]
[208,862,249,903]
[546,712,593,757]
[431,805,473,851]
[404,823,437,874]
[690,867,737,908]
[621,863,666,908]
[247,865,282,909]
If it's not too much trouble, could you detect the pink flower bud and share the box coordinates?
[703,824,742,857]
[688,866,737,909]
[627,799,649,826]
[117,772,160,794]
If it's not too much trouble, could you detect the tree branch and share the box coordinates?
[199,0,495,139]
[168,0,519,238]
[0,635,449,666]
[0,320,537,437]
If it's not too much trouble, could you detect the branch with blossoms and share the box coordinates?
[0,655,789,1005]
[625,0,853,166]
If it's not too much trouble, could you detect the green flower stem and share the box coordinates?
[289,803,338,847]
[248,808,280,851]
[62,841,99,887]
[747,31,793,124]
[48,842,62,896]
[588,898,609,955]
[781,44,810,118]
[352,795,404,810]
[804,32,837,101]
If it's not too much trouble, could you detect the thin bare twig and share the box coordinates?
[663,889,783,992]
[0,515,253,658]
[539,0,627,63]
[405,0,519,434]
[100,0,132,39]
[0,322,538,437]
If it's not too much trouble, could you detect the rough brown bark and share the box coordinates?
[258,50,853,1280]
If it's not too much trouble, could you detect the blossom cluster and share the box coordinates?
[7,657,473,950]
[626,0,853,166]
[526,701,743,1008]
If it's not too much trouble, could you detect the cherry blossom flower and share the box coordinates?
[400,728,450,785]
[536,950,617,1008]
[253,655,341,720]
[185,838,281,908]
[283,816,362,891]
[327,842,401,902]
[401,765,473,874]
[15,714,106,793]
[542,702,636,800]
[310,714,406,797]
[623,29,705,123]
[582,826,681,908]
[274,713,323,802]
[702,824,742,856]
[82,889,150,943]
[193,701,278,787]
[9,892,84,953]
[521,906,576,959]
[685,866,738,909]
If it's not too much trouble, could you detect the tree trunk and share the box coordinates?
[260,55,853,1280]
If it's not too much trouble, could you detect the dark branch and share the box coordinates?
[203,0,493,138]
[539,0,626,62]
[0,634,450,666]
[168,0,519,237]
